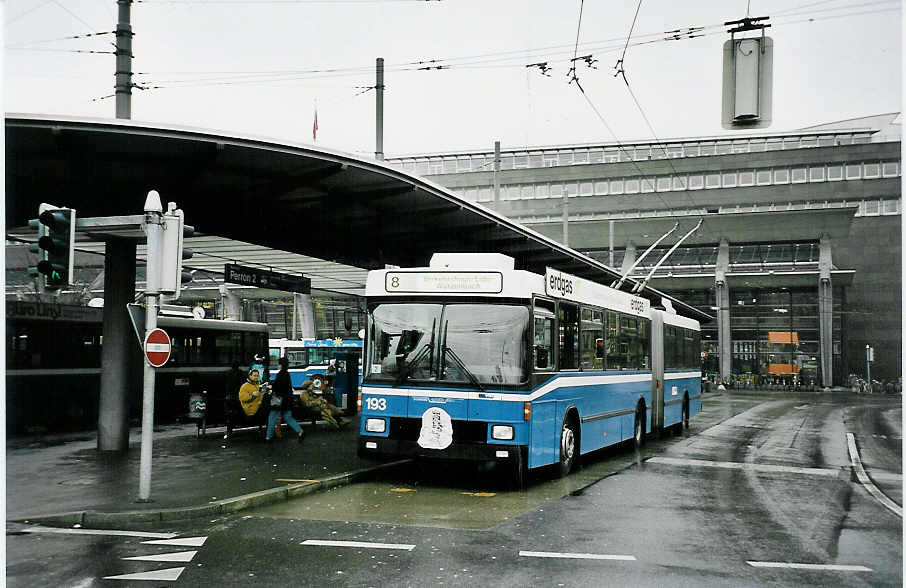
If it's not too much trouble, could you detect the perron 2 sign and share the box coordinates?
[224,263,311,294]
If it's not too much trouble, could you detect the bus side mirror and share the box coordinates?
[344,310,353,331]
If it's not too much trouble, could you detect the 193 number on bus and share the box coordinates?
[365,397,387,411]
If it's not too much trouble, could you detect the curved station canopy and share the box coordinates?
[5,114,710,321]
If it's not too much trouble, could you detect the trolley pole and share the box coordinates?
[138,191,163,502]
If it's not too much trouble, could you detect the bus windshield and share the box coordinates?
[367,303,529,386]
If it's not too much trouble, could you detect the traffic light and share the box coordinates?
[159,204,193,298]
[28,204,76,290]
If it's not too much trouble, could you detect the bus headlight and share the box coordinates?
[365,418,386,433]
[491,425,514,440]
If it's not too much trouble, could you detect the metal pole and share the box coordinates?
[866,344,871,383]
[561,194,568,247]
[493,141,501,202]
[375,57,384,160]
[115,0,133,119]
[609,220,615,267]
[138,190,163,501]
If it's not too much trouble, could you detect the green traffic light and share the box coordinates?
[33,206,75,289]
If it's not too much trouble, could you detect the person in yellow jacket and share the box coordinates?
[239,369,266,417]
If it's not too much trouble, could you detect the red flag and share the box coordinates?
[312,109,318,142]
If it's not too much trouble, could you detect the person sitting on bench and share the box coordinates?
[239,368,267,418]
[299,377,351,430]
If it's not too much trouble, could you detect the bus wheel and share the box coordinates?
[558,418,578,477]
[633,408,645,449]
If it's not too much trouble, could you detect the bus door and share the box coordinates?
[650,310,665,431]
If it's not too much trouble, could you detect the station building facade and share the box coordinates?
[387,114,902,387]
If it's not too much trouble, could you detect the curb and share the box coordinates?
[14,459,412,529]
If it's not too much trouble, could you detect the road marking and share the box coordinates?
[646,456,841,478]
[275,478,319,483]
[460,492,497,497]
[103,567,185,581]
[301,540,416,551]
[391,487,416,493]
[23,527,177,539]
[142,537,207,547]
[747,561,872,572]
[519,551,636,561]
[122,550,198,563]
[846,432,903,518]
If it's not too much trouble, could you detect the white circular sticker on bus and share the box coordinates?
[417,407,453,450]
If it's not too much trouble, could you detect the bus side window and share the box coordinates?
[604,310,621,370]
[558,301,579,370]
[533,299,555,371]
[286,350,308,368]
[580,307,603,371]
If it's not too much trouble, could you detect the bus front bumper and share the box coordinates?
[358,436,525,463]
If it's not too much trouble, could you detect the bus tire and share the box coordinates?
[558,416,578,477]
[633,407,645,449]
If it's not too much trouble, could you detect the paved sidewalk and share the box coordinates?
[6,415,405,527]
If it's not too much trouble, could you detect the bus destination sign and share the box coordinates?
[385,271,503,294]
[224,263,311,294]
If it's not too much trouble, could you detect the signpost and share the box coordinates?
[224,263,311,294]
[143,328,171,368]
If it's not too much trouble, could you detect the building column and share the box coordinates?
[715,239,732,386]
[295,293,316,338]
[620,241,637,275]
[219,285,243,320]
[818,233,834,389]
[98,240,136,452]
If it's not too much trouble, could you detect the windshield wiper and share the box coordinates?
[395,318,435,385]
[442,345,485,393]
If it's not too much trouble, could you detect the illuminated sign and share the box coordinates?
[385,271,503,294]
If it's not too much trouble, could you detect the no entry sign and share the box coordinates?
[144,328,171,367]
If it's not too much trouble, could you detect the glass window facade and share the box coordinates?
[664,285,843,389]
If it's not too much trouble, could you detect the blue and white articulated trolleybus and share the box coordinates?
[357,252,702,477]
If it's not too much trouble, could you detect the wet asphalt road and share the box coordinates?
[6,392,902,587]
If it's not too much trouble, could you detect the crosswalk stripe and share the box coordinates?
[24,527,177,539]
[520,550,636,561]
[142,536,207,547]
[103,567,185,581]
[122,550,198,563]
[747,561,872,572]
[301,539,416,551]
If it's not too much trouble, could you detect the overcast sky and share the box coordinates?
[4,0,902,157]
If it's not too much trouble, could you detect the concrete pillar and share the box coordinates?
[295,293,316,338]
[97,240,136,452]
[219,285,243,321]
[715,239,732,385]
[818,234,834,388]
[620,241,637,275]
